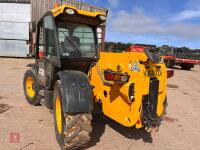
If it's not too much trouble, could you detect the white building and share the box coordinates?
[0,0,31,57]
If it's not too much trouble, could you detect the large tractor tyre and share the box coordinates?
[53,81,92,150]
[181,64,192,70]
[23,68,40,106]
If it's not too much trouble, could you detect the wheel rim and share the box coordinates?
[26,76,35,98]
[56,96,62,134]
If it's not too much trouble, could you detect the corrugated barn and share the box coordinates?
[0,0,107,57]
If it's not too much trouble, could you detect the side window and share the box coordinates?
[44,15,57,59]
[97,28,102,50]
[38,22,45,59]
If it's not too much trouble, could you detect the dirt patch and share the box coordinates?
[163,116,179,122]
[167,84,179,89]
[0,103,11,114]
[183,92,190,95]
[38,119,44,122]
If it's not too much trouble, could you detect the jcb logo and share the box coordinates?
[144,70,162,77]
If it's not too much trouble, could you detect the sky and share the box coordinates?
[82,0,200,49]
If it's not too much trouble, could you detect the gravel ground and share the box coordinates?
[0,58,200,150]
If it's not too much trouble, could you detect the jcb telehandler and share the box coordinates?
[23,3,169,150]
[24,4,106,149]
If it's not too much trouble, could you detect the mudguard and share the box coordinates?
[57,71,93,113]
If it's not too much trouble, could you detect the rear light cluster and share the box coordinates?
[104,70,130,83]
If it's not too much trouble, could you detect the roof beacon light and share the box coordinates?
[54,3,60,8]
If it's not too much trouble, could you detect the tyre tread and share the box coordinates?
[62,114,92,150]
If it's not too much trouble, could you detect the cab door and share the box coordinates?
[36,14,60,88]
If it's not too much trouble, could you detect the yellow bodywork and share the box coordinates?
[90,52,167,128]
[50,4,106,18]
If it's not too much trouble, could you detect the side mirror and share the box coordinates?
[29,22,37,33]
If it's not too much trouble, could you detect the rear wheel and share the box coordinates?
[53,81,92,150]
[181,64,193,70]
[23,68,40,106]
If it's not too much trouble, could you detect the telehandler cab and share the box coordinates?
[23,2,169,150]
[23,4,106,150]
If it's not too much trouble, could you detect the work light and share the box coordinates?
[65,8,75,15]
[99,15,106,21]
[121,75,129,82]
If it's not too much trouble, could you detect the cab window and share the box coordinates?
[38,22,45,59]
[57,22,97,58]
[43,15,58,60]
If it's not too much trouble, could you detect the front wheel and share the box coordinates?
[53,81,92,150]
[23,68,40,106]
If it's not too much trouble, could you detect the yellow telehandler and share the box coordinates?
[23,2,169,150]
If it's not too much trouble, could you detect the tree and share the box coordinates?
[105,42,132,52]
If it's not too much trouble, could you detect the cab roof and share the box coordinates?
[51,4,107,18]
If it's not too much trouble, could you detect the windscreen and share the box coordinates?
[57,22,97,59]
